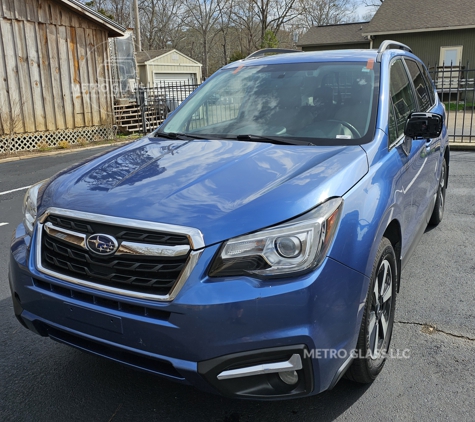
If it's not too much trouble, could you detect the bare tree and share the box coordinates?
[252,0,300,45]
[361,0,382,16]
[216,0,235,65]
[298,0,357,28]
[182,0,228,78]
[85,0,131,26]
[231,0,261,54]
[139,0,185,50]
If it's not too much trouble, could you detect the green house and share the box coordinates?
[299,0,475,68]
[363,0,475,67]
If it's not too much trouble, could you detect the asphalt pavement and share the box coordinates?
[0,147,474,421]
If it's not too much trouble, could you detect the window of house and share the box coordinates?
[439,46,463,66]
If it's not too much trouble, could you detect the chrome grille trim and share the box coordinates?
[44,222,87,249]
[44,221,190,257]
[39,208,205,250]
[116,241,190,257]
[35,208,205,302]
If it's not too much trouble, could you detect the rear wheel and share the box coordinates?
[345,237,397,384]
[429,158,447,226]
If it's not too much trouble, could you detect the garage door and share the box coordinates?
[154,73,196,86]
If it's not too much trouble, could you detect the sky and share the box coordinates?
[355,2,379,21]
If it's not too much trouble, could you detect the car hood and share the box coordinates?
[40,138,368,246]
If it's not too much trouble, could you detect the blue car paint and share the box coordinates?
[39,140,368,247]
[9,48,449,399]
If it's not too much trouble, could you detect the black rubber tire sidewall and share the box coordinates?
[345,237,397,384]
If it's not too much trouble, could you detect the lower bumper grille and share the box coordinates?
[46,326,184,379]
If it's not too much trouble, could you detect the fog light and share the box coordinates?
[278,370,299,385]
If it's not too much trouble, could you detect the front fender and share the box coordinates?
[328,141,404,280]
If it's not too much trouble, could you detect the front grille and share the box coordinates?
[40,215,192,297]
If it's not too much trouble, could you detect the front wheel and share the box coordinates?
[429,158,447,226]
[345,237,397,383]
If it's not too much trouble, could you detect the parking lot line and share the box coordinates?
[0,186,31,196]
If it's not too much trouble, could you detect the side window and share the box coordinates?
[404,59,432,111]
[389,59,418,143]
[419,63,436,106]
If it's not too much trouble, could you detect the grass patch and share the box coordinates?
[444,102,475,111]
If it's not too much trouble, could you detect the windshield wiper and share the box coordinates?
[155,132,209,140]
[233,134,313,146]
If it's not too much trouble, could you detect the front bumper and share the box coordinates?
[10,223,369,399]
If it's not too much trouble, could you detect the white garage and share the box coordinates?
[153,72,196,85]
[136,49,203,87]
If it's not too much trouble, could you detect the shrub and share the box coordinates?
[37,141,49,151]
[77,137,88,147]
[57,140,70,149]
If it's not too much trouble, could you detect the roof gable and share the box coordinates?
[298,22,370,47]
[364,0,475,35]
[136,49,202,66]
[136,49,172,64]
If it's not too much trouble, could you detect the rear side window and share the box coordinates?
[404,59,432,111]
[389,59,418,142]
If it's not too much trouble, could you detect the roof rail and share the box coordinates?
[376,40,412,62]
[245,48,300,60]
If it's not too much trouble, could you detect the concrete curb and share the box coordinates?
[449,142,475,150]
[0,139,136,164]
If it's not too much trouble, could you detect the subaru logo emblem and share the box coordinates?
[87,234,118,255]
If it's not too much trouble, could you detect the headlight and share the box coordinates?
[22,181,45,236]
[209,198,343,278]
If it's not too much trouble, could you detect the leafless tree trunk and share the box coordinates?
[298,0,357,28]
[183,0,227,78]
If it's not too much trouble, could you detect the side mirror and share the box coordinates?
[404,112,443,139]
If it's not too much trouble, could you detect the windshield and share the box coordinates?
[159,61,379,145]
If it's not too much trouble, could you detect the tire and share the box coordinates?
[345,237,397,384]
[429,158,447,226]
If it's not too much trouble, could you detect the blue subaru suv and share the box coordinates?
[10,42,449,399]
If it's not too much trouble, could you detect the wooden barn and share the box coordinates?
[0,0,125,154]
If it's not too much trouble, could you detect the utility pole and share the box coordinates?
[133,0,142,52]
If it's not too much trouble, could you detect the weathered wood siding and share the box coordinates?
[373,29,475,67]
[0,0,114,136]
